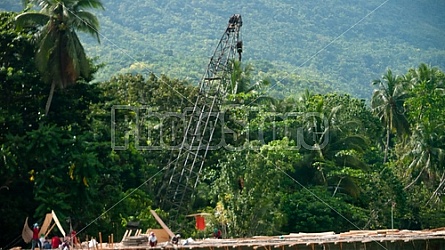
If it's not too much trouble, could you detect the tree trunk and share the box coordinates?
[383,123,390,163]
[45,81,56,116]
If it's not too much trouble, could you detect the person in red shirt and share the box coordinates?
[71,230,78,245]
[31,223,42,250]
[51,236,62,249]
[213,228,222,239]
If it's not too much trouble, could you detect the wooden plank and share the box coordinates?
[45,223,56,237]
[186,213,211,217]
[150,210,175,238]
[39,213,53,236]
[120,230,129,242]
[145,229,170,243]
[52,210,66,236]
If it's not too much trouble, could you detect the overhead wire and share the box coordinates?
[247,0,391,106]
[270,159,390,250]
[75,167,166,235]
[243,0,393,247]
[3,234,24,250]
[243,0,393,237]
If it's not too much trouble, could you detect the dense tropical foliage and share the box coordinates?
[1,2,445,249]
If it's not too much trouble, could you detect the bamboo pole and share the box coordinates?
[99,232,102,250]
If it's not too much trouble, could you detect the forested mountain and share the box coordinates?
[2,0,445,99]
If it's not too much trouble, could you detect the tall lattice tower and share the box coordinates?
[156,14,243,231]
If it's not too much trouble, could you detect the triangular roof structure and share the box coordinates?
[40,210,66,237]
[22,210,66,243]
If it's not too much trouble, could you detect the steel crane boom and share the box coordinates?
[156,14,243,230]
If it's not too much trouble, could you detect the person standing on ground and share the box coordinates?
[31,223,42,250]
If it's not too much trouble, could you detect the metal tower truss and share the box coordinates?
[157,14,243,228]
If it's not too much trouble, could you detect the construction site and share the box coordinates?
[21,209,445,250]
[110,229,445,250]
[116,209,445,250]
[17,13,445,250]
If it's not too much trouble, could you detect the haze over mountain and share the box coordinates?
[2,0,445,99]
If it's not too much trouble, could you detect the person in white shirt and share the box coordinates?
[39,234,45,247]
[149,232,157,247]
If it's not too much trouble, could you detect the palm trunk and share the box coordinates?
[332,177,343,197]
[383,123,390,163]
[45,32,64,116]
[45,81,56,116]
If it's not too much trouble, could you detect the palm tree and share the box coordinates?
[230,60,254,95]
[406,63,443,86]
[15,0,103,115]
[301,99,369,197]
[400,64,445,197]
[227,60,275,107]
[401,125,445,193]
[371,69,410,163]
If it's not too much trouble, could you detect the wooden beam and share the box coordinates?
[150,210,175,238]
[52,210,66,236]
[45,223,56,238]
[39,213,53,236]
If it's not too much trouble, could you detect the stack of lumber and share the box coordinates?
[105,227,445,249]
[121,235,148,246]
[158,228,445,248]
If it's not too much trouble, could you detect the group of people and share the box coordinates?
[147,229,222,248]
[32,223,221,249]
[31,223,71,250]
[148,232,181,247]
[148,232,183,247]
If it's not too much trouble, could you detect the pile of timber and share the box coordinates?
[120,229,148,246]
[166,228,445,248]
[121,235,148,246]
[107,227,445,249]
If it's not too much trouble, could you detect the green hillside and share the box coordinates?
[2,0,445,99]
